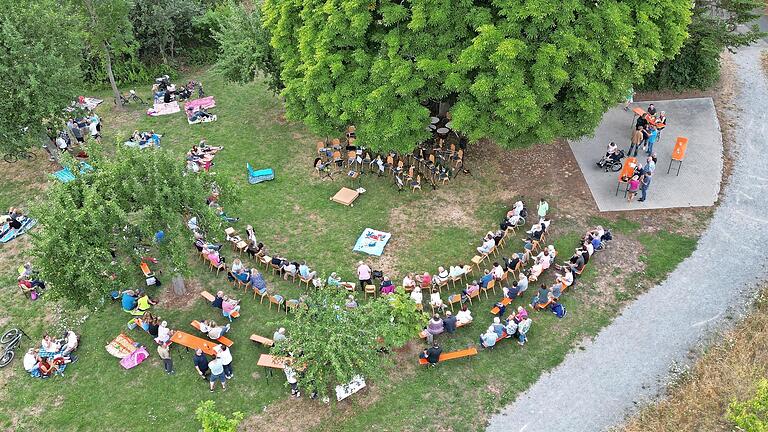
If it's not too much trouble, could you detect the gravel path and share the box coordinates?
[486,40,768,432]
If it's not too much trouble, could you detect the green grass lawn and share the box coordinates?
[0,70,701,431]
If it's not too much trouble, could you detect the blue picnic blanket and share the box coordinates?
[52,162,94,183]
[0,218,36,244]
[352,228,391,256]
[34,346,69,376]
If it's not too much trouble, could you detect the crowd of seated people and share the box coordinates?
[186,106,215,123]
[17,262,45,299]
[24,331,79,377]
[1,207,30,238]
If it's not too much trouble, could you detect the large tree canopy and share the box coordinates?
[262,0,691,152]
[31,147,227,304]
[0,0,83,152]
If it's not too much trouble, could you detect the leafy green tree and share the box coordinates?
[273,286,427,398]
[30,145,227,304]
[130,0,206,64]
[641,0,764,90]
[195,400,244,432]
[213,0,283,93]
[81,0,135,107]
[0,0,83,152]
[262,0,692,152]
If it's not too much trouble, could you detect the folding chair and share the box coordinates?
[435,277,449,293]
[364,284,377,300]
[269,295,284,312]
[480,279,496,299]
[395,175,405,193]
[299,274,313,289]
[466,287,480,305]
[285,299,300,314]
[410,175,422,192]
[447,294,462,312]
[253,286,268,303]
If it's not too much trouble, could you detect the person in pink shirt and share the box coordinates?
[356,261,372,289]
[221,296,240,322]
[627,175,640,202]
[515,306,529,322]
[420,272,432,288]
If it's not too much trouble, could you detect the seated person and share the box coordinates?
[528,249,551,281]
[550,282,563,300]
[282,261,298,280]
[23,348,40,375]
[426,314,444,336]
[199,320,230,340]
[380,276,395,295]
[410,286,423,305]
[221,296,240,321]
[187,107,213,122]
[480,326,498,348]
[463,281,480,299]
[556,267,574,287]
[211,291,225,309]
[250,269,267,296]
[345,295,358,308]
[517,272,530,294]
[503,253,523,272]
[433,267,449,285]
[61,331,78,357]
[155,321,173,344]
[420,342,442,366]
[327,272,342,287]
[429,288,445,310]
[298,261,317,281]
[448,265,465,280]
[273,328,287,342]
[515,306,529,322]
[147,316,160,338]
[234,268,251,284]
[402,273,416,291]
[480,269,494,288]
[491,317,506,338]
[491,262,504,280]
[522,237,533,253]
[230,258,245,276]
[503,280,521,299]
[419,272,432,289]
[121,290,138,312]
[456,305,473,324]
[507,201,524,219]
[492,229,505,246]
[530,284,551,308]
[505,315,519,338]
[136,290,157,313]
[41,334,60,353]
[443,311,458,334]
[477,234,495,255]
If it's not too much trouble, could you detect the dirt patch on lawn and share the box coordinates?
[157,277,205,311]
[585,236,645,308]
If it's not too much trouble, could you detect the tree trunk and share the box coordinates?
[104,43,122,110]
[172,274,186,295]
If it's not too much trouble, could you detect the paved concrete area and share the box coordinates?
[569,98,723,211]
[486,41,768,432]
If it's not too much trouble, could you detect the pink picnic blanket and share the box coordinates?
[147,101,180,116]
[185,97,216,112]
[120,346,149,369]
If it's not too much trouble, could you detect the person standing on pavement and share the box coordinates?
[629,126,643,157]
[646,125,658,156]
[639,172,652,202]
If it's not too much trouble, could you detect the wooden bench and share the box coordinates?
[190,320,233,346]
[418,347,478,365]
[250,334,274,347]
[419,321,468,339]
[490,297,512,315]
[200,290,240,318]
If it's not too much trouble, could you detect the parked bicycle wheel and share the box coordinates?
[3,153,18,163]
[132,95,145,105]
[515,216,526,227]
[610,162,622,172]
[0,350,14,368]
[22,151,37,162]
[1,328,20,344]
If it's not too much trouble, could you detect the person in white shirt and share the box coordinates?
[410,286,423,305]
[215,345,233,379]
[273,327,287,342]
[200,320,230,340]
[556,267,574,287]
[429,288,444,310]
[456,305,473,325]
[23,348,39,373]
[491,262,504,280]
[403,273,416,291]
[284,364,299,397]
[449,265,465,279]
[61,330,78,356]
[155,321,172,344]
[517,273,529,294]
[477,235,495,255]
[433,266,449,284]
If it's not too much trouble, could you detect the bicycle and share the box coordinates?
[114,89,145,106]
[3,150,37,164]
[0,327,30,368]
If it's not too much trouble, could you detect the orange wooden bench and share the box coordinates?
[250,334,274,347]
[200,290,240,318]
[140,262,154,278]
[170,330,218,356]
[490,297,512,315]
[190,320,233,346]
[418,346,478,365]
[419,321,468,339]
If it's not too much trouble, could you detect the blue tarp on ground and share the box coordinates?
[352,228,391,256]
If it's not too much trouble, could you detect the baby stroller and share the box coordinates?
[596,149,625,172]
